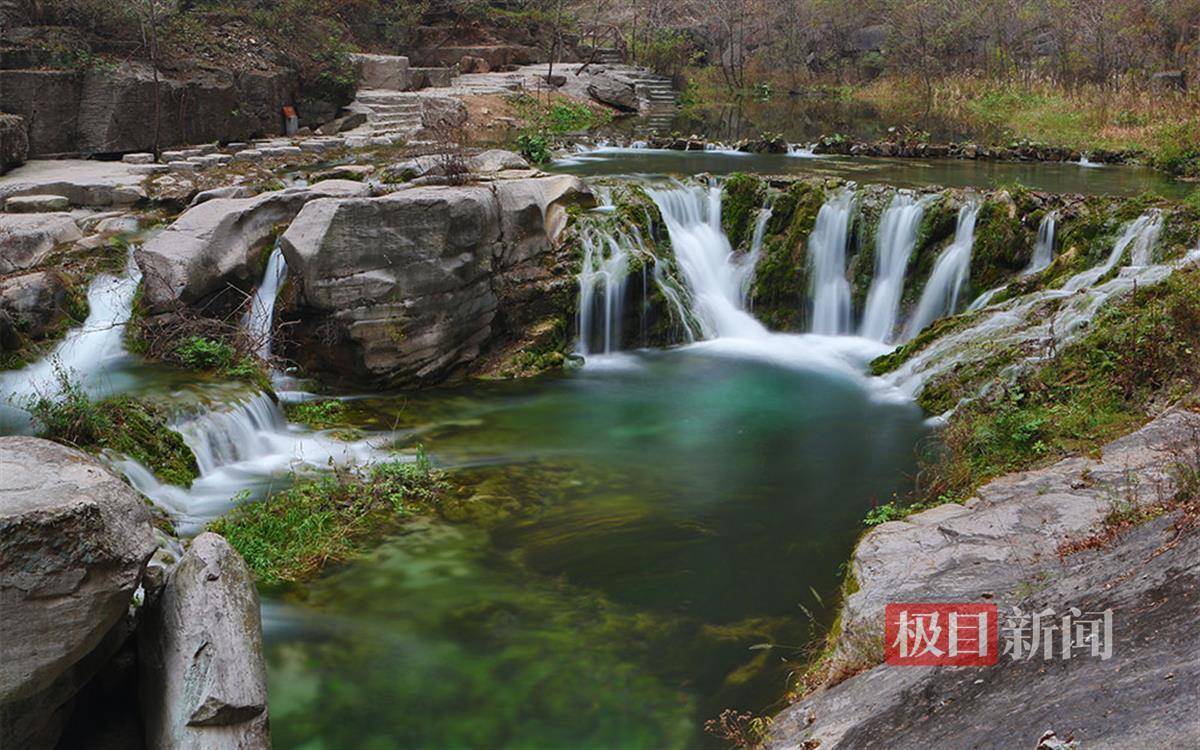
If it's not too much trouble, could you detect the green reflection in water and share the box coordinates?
[263,350,927,749]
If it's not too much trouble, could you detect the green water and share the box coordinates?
[262,349,927,749]
[551,148,1189,199]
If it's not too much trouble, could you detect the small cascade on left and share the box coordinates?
[0,252,141,427]
[242,242,288,360]
[903,202,980,341]
[577,225,634,356]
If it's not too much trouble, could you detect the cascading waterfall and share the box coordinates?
[1063,212,1162,292]
[860,193,930,342]
[1,251,141,406]
[903,202,980,341]
[120,390,393,534]
[576,226,634,355]
[743,205,773,302]
[242,243,288,360]
[644,183,766,340]
[807,189,856,335]
[1026,211,1058,274]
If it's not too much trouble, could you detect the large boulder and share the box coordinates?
[136,180,370,313]
[0,114,29,175]
[0,270,74,349]
[420,96,469,131]
[0,437,156,749]
[350,53,410,90]
[139,533,269,750]
[279,175,593,386]
[0,159,147,208]
[587,72,638,112]
[0,213,82,274]
[467,149,529,173]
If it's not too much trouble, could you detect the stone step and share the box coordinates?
[368,104,422,114]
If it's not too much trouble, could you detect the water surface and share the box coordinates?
[262,349,927,749]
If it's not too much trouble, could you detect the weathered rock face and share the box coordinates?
[766,408,1200,750]
[0,113,29,174]
[0,159,148,208]
[136,180,371,314]
[587,73,638,112]
[0,61,328,157]
[139,533,270,750]
[0,213,82,274]
[0,437,156,749]
[468,149,530,173]
[0,270,73,349]
[279,175,593,386]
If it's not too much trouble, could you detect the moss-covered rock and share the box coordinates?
[970,192,1034,292]
[751,180,827,331]
[720,172,767,250]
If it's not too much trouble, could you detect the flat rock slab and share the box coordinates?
[767,407,1200,749]
[0,212,82,273]
[4,194,69,213]
[0,160,146,208]
[0,437,155,747]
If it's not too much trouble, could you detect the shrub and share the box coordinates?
[516,132,553,164]
[210,448,447,584]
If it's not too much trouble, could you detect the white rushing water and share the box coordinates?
[119,390,398,534]
[638,183,889,382]
[644,183,767,340]
[1063,212,1162,292]
[903,202,980,341]
[1,252,141,408]
[859,193,930,342]
[242,243,288,360]
[808,189,856,335]
[577,225,635,355]
[1026,211,1058,274]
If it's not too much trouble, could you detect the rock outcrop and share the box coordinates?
[0,270,74,349]
[280,174,593,386]
[0,113,28,174]
[0,213,82,274]
[766,408,1200,750]
[0,62,320,157]
[0,437,156,749]
[139,533,270,750]
[137,180,371,313]
[587,72,638,112]
[350,53,410,90]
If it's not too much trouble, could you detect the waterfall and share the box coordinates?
[1026,211,1058,274]
[743,205,773,302]
[1063,212,1162,292]
[242,244,288,360]
[644,183,767,340]
[2,252,141,405]
[121,390,394,534]
[966,286,1004,313]
[576,226,634,355]
[903,202,980,341]
[808,189,856,335]
[860,193,929,342]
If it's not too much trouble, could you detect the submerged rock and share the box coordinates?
[137,180,370,314]
[0,437,156,749]
[280,174,593,386]
[139,532,269,750]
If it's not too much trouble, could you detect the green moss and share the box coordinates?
[284,399,350,430]
[911,266,1200,509]
[868,311,980,376]
[171,336,271,390]
[209,449,446,585]
[25,371,199,487]
[902,194,959,307]
[970,196,1033,291]
[720,172,767,250]
[751,180,826,331]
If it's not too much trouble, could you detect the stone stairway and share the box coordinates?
[349,90,425,140]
